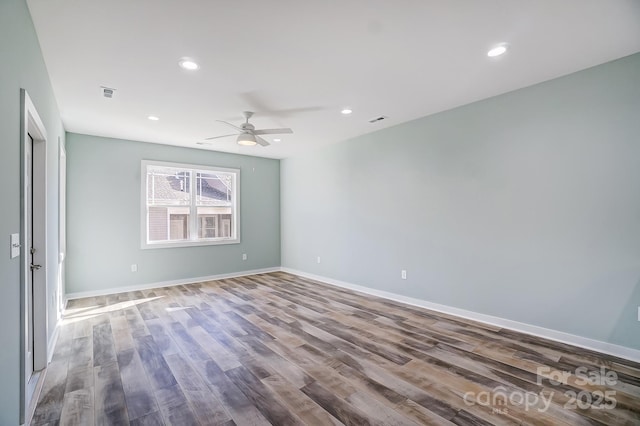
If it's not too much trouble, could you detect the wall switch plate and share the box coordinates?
[242,253,247,261]
[317,256,321,264]
[131,264,138,272]
[10,233,20,259]
[638,306,640,322]
[401,270,407,280]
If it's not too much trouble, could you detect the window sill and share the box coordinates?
[141,238,240,250]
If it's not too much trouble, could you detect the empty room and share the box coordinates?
[1,0,640,425]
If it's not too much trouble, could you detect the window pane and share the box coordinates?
[147,166,191,205]
[197,209,233,239]
[219,215,232,238]
[196,172,232,206]
[198,214,217,238]
[143,161,239,248]
[169,213,190,240]
[148,207,168,241]
[148,206,190,242]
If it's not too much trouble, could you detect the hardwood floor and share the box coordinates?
[31,272,640,425]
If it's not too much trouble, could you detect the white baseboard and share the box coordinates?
[62,265,640,363]
[30,319,61,424]
[281,267,640,363]
[47,322,60,364]
[65,267,280,301]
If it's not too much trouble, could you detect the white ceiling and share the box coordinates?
[27,0,640,159]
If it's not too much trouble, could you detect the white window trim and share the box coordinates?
[140,160,240,249]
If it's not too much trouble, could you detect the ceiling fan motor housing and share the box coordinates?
[205,111,292,146]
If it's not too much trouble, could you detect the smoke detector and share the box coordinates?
[101,86,116,98]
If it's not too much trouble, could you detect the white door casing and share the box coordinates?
[58,142,66,323]
[20,89,48,424]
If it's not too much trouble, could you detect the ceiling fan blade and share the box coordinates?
[204,133,239,140]
[238,91,323,117]
[216,120,243,131]
[255,136,270,147]
[253,128,293,135]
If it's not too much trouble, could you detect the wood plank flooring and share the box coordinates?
[31,272,640,425]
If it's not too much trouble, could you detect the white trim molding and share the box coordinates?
[140,160,240,250]
[20,89,49,425]
[281,267,640,363]
[64,266,640,363]
[65,267,280,301]
[47,324,60,364]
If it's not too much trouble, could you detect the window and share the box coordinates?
[141,160,240,248]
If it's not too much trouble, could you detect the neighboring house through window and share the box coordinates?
[141,160,240,248]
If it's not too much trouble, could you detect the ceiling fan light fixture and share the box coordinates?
[206,111,290,147]
[237,132,257,146]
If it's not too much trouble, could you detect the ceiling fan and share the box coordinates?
[203,111,293,146]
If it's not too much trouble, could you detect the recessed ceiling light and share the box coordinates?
[341,108,353,115]
[273,138,281,142]
[487,44,508,58]
[178,59,199,70]
[147,115,159,121]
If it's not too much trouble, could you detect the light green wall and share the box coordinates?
[0,0,65,423]
[281,53,640,350]
[66,133,280,294]
[1,6,637,426]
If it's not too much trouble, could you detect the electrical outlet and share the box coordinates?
[131,264,138,272]
[401,270,407,280]
[317,256,321,264]
[242,253,247,261]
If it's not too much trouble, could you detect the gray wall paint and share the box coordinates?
[0,0,65,423]
[281,53,640,350]
[66,133,280,294]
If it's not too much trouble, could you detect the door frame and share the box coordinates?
[58,141,66,323]
[20,89,48,424]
